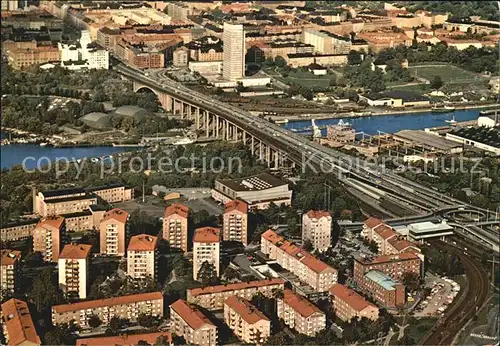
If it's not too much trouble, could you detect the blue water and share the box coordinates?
[283,108,482,136]
[1,143,135,170]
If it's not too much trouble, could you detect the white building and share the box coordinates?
[59,30,109,70]
[394,221,454,242]
[478,112,499,128]
[193,227,220,281]
[58,244,91,300]
[127,234,158,281]
[302,210,332,252]
[222,22,245,81]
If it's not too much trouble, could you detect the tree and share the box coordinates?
[347,50,363,65]
[303,239,313,251]
[154,335,171,346]
[29,267,64,313]
[430,75,444,89]
[138,313,157,328]
[197,261,218,286]
[272,288,284,300]
[274,56,287,69]
[106,317,128,335]
[402,271,420,292]
[44,324,77,346]
[87,314,102,328]
[137,341,151,345]
[223,266,239,281]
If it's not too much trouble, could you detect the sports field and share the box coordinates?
[408,64,487,84]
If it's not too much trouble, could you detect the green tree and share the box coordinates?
[29,267,64,313]
[430,75,444,89]
[402,271,420,292]
[197,261,218,286]
[347,50,363,65]
[274,56,287,68]
[87,314,102,328]
[44,324,77,346]
[303,239,313,251]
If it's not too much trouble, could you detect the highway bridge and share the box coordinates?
[115,64,499,253]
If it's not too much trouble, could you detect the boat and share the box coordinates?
[173,138,195,145]
[39,142,49,147]
[432,105,455,113]
[445,115,457,125]
[275,119,289,124]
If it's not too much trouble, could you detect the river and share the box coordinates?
[283,108,482,136]
[0,108,483,170]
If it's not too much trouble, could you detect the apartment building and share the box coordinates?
[362,217,421,256]
[357,32,412,53]
[99,208,129,256]
[6,44,61,70]
[58,244,91,300]
[301,29,352,54]
[52,292,164,328]
[170,299,218,346]
[0,250,21,298]
[261,230,337,292]
[173,46,189,67]
[86,184,134,203]
[32,217,65,262]
[329,284,379,322]
[127,234,158,281]
[222,22,245,81]
[277,289,326,336]
[163,203,189,253]
[302,210,332,252]
[223,200,248,245]
[212,173,292,210]
[34,189,97,218]
[1,298,41,346]
[193,227,220,281]
[76,332,172,346]
[354,253,421,282]
[61,210,95,232]
[355,270,405,308]
[187,279,285,310]
[0,218,38,242]
[224,296,271,344]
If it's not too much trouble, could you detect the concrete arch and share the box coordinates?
[132,82,171,110]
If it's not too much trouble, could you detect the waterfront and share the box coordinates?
[283,108,483,135]
[0,143,135,170]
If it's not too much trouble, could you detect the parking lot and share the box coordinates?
[414,274,460,317]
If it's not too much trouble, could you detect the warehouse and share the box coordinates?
[393,130,463,154]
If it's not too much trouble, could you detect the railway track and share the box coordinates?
[420,241,489,345]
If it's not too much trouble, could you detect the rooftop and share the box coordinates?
[449,126,500,149]
[0,249,21,266]
[128,234,158,251]
[224,200,248,214]
[364,217,383,229]
[356,252,420,265]
[188,278,284,297]
[408,221,454,233]
[281,289,323,318]
[393,130,462,151]
[365,90,430,102]
[305,210,331,219]
[52,292,163,314]
[101,208,129,224]
[59,244,92,260]
[164,203,189,218]
[1,299,41,346]
[60,209,93,219]
[217,173,287,192]
[170,299,215,330]
[193,227,220,243]
[40,187,85,198]
[329,283,377,312]
[365,270,399,290]
[224,296,269,324]
[35,217,65,230]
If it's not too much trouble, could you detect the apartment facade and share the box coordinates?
[362,217,421,256]
[186,279,285,310]
[0,250,21,298]
[0,219,38,242]
[329,284,379,322]
[354,270,405,308]
[1,298,41,346]
[99,208,129,256]
[261,230,337,292]
[223,200,248,245]
[34,188,97,217]
[222,22,245,81]
[52,292,164,328]
[302,210,332,252]
[127,234,158,281]
[163,203,189,253]
[224,296,271,344]
[32,217,65,262]
[86,184,134,203]
[58,244,91,300]
[301,29,352,54]
[354,253,421,282]
[170,299,217,346]
[193,227,221,280]
[277,289,326,336]
[6,45,61,70]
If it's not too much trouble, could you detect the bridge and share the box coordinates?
[115,64,499,253]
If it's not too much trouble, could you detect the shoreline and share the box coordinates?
[273,103,500,123]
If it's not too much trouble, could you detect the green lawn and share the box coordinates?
[405,317,438,344]
[284,69,335,89]
[408,65,487,84]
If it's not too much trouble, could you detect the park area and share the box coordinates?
[408,64,489,84]
[265,67,336,90]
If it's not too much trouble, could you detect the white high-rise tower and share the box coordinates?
[223,22,245,81]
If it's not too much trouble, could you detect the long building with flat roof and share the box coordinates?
[393,130,464,154]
